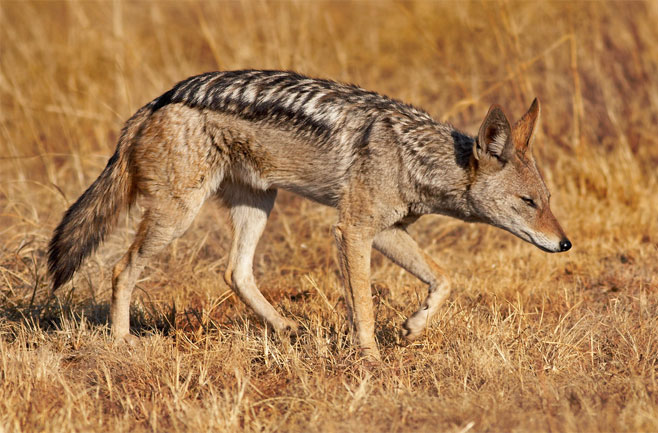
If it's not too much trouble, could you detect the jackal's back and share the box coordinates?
[148,70,435,145]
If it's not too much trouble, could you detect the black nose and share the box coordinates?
[559,239,572,252]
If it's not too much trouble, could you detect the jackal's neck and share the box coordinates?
[400,122,479,221]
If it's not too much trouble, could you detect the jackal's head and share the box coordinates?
[468,98,571,253]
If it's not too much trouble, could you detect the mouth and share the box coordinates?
[521,230,559,253]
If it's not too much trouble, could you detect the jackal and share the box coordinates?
[48,70,571,360]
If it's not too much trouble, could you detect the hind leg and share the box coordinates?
[111,197,204,342]
[222,184,298,333]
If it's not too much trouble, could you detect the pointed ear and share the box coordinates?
[512,97,540,154]
[475,104,512,161]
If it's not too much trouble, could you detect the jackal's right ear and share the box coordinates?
[475,104,512,162]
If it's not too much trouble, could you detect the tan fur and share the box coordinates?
[48,71,570,361]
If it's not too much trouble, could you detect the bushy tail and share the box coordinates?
[48,107,149,290]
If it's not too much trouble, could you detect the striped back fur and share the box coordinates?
[148,70,436,144]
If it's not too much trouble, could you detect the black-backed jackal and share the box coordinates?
[49,70,571,361]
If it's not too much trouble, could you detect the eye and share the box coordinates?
[521,197,537,208]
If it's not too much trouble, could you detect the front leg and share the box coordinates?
[373,226,451,341]
[333,224,380,361]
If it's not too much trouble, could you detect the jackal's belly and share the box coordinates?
[226,157,346,207]
[225,141,350,207]
[270,175,344,207]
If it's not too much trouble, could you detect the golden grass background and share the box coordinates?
[1,1,657,432]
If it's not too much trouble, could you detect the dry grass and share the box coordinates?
[1,1,657,432]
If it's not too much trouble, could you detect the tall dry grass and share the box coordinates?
[1,1,657,432]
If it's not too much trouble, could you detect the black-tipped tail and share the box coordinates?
[47,108,148,290]
[48,151,131,291]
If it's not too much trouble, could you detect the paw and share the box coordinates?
[359,344,382,364]
[400,321,422,343]
[357,348,383,371]
[361,355,383,371]
[115,333,139,346]
[278,319,301,336]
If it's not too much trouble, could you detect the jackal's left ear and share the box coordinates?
[475,104,512,162]
[512,98,541,154]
